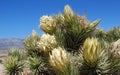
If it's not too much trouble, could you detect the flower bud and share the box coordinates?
[83,38,100,67]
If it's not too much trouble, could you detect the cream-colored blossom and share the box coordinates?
[83,38,100,67]
[49,47,69,72]
[37,34,57,53]
[40,16,56,34]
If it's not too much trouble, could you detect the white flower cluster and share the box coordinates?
[37,34,57,53]
[40,16,56,34]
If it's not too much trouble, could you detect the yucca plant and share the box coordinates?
[40,5,100,52]
[77,38,120,75]
[53,5,100,52]
[4,56,24,75]
[24,30,41,57]
[21,4,120,75]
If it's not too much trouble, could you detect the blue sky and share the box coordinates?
[0,0,120,39]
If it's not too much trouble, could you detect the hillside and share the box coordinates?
[0,38,24,50]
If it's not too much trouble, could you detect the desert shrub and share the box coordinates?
[4,4,120,75]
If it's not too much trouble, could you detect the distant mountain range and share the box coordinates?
[0,38,24,50]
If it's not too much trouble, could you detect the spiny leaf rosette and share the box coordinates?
[40,5,100,52]
[27,57,45,75]
[4,56,24,75]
